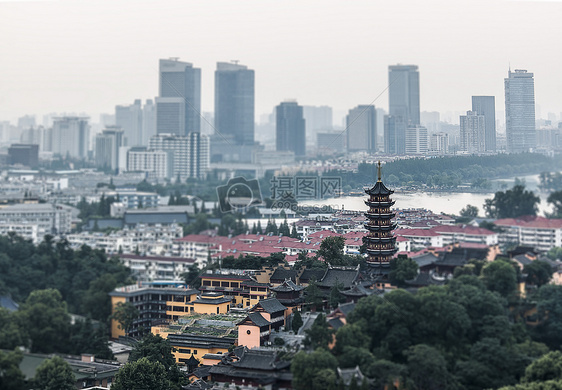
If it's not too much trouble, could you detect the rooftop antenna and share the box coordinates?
[231,60,239,65]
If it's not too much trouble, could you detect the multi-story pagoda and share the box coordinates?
[364,161,397,269]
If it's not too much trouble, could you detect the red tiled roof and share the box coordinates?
[494,215,562,229]
[431,225,496,236]
[395,228,441,237]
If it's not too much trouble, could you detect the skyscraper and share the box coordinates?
[276,101,306,157]
[472,96,496,151]
[50,117,90,159]
[215,62,255,145]
[505,69,536,153]
[389,65,420,126]
[95,127,124,171]
[116,99,143,147]
[384,115,406,155]
[157,58,201,135]
[303,105,333,148]
[346,105,376,153]
[460,111,486,153]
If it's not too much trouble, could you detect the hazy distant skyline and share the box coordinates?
[1,0,561,123]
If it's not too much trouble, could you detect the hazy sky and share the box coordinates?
[1,0,561,123]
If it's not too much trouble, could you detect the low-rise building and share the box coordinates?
[0,203,75,236]
[494,215,562,252]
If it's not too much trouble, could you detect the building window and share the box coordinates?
[217,307,219,314]
[179,348,191,354]
[193,350,197,355]
[221,282,229,287]
[203,281,211,286]
[212,281,220,287]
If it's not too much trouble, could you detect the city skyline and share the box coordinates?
[1,0,562,122]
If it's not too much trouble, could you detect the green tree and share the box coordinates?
[292,310,303,333]
[534,285,562,349]
[33,356,75,390]
[317,236,346,265]
[83,273,119,322]
[389,255,418,286]
[111,357,171,390]
[334,323,371,356]
[16,289,71,353]
[291,348,338,390]
[405,344,460,390]
[523,351,562,383]
[329,280,345,309]
[0,349,25,390]
[481,258,518,298]
[68,319,114,359]
[305,278,324,311]
[0,308,27,350]
[524,261,553,287]
[111,301,139,335]
[304,314,335,350]
[547,247,562,261]
[547,190,562,218]
[460,204,479,218]
[484,185,540,218]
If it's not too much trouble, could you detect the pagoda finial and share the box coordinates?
[377,161,382,182]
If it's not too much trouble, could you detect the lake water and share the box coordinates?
[300,174,553,216]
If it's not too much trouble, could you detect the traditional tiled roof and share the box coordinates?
[0,296,19,312]
[237,312,271,328]
[299,268,327,283]
[270,279,305,292]
[252,298,286,314]
[269,268,297,282]
[318,267,360,289]
[365,180,393,195]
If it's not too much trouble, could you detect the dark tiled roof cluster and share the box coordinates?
[270,268,297,282]
[254,298,287,314]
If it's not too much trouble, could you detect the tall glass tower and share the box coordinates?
[157,58,201,136]
[215,62,255,145]
[505,69,535,153]
[388,64,420,126]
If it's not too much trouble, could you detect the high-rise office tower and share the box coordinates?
[116,99,143,147]
[384,115,406,155]
[346,105,376,153]
[303,105,333,148]
[389,65,420,126]
[215,62,255,145]
[276,101,306,157]
[405,125,428,154]
[505,69,536,153]
[95,127,124,171]
[157,59,201,136]
[472,96,496,151]
[142,99,156,145]
[460,111,486,153]
[50,117,90,159]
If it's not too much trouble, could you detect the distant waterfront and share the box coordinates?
[300,174,554,216]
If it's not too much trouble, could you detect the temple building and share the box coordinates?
[364,162,398,269]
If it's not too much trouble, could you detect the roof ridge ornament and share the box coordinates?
[377,161,382,182]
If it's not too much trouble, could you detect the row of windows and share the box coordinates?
[178,348,198,355]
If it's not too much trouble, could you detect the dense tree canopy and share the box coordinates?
[0,236,130,322]
[484,185,541,218]
[112,357,172,390]
[33,356,75,390]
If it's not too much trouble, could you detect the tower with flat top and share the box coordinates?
[364,162,397,268]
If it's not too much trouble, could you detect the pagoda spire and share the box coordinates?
[364,162,397,268]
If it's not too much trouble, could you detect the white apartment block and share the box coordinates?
[67,223,183,255]
[0,224,39,243]
[430,132,449,154]
[127,149,171,180]
[149,133,209,180]
[432,225,498,246]
[0,203,75,237]
[118,254,195,282]
[405,125,428,154]
[494,216,562,252]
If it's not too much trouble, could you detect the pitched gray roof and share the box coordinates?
[318,268,359,289]
[254,298,286,314]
